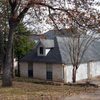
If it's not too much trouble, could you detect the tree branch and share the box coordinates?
[17,1,31,22]
[9,0,17,14]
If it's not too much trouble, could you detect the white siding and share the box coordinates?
[53,64,63,82]
[33,63,63,81]
[64,61,100,83]
[66,65,73,82]
[20,62,63,81]
[65,63,88,83]
[91,61,100,77]
[76,63,88,81]
[20,63,28,77]
[33,63,46,80]
[20,61,100,83]
[64,65,67,83]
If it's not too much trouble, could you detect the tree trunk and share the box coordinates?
[12,44,14,78]
[0,30,4,74]
[17,57,20,77]
[2,28,14,87]
[72,66,77,83]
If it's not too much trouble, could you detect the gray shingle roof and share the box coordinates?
[20,38,62,64]
[56,37,100,64]
[82,41,100,62]
[45,28,83,39]
[45,29,72,39]
[40,39,54,48]
[20,36,100,65]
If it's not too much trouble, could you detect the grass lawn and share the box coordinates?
[0,77,98,100]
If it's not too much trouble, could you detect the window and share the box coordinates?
[40,47,44,55]
[46,64,52,80]
[28,63,33,78]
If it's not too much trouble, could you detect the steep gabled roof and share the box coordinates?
[44,29,72,39]
[82,40,100,62]
[45,28,83,39]
[20,38,62,64]
[40,39,54,48]
[56,37,100,64]
[20,36,100,65]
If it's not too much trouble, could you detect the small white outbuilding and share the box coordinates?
[20,30,100,83]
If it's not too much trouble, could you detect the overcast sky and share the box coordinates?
[23,0,100,34]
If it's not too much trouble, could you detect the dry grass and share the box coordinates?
[0,77,98,100]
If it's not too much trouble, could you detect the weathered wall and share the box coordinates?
[64,64,87,83]
[64,65,73,83]
[64,61,100,83]
[53,64,63,82]
[20,62,63,81]
[33,63,63,81]
[33,63,46,80]
[76,63,88,81]
[90,61,100,77]
[20,61,100,83]
[20,62,28,77]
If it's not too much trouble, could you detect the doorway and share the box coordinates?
[46,64,52,80]
[28,63,33,78]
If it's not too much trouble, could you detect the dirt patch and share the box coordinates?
[0,77,98,100]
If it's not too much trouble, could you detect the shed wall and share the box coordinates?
[91,61,100,77]
[20,62,63,81]
[64,64,88,83]
[20,61,100,83]
[20,63,28,77]
[33,63,46,80]
[53,64,63,82]
[64,61,100,83]
[76,63,88,81]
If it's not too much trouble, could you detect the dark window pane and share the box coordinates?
[40,47,44,54]
[46,64,52,80]
[47,71,52,80]
[28,63,33,78]
[28,70,33,78]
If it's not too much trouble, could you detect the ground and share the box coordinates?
[64,76,100,100]
[0,77,99,100]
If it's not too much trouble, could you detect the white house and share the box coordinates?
[19,30,100,83]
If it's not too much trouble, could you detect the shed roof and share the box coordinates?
[20,38,62,64]
[56,37,100,64]
[20,36,100,64]
[40,39,54,48]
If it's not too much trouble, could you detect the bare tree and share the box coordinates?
[65,27,100,83]
[47,0,100,83]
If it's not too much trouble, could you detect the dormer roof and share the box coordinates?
[39,39,54,48]
[20,36,100,64]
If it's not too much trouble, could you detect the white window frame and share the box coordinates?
[38,46,45,56]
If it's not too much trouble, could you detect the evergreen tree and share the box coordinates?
[14,23,35,76]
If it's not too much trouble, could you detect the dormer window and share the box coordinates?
[37,39,54,56]
[38,46,45,56]
[40,47,44,55]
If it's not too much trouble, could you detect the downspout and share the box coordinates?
[87,61,92,80]
[62,64,65,83]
